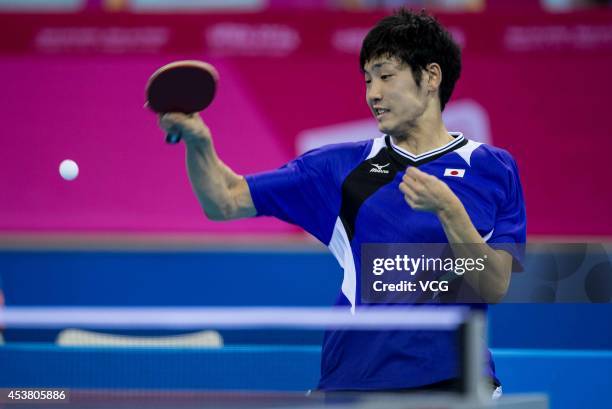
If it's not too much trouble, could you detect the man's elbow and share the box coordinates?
[483,289,507,304]
[203,210,227,221]
[482,276,510,304]
[202,204,235,221]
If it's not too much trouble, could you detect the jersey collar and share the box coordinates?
[386,132,467,167]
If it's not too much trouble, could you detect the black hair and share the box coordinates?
[359,8,461,111]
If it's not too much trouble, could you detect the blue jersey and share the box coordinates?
[245,133,526,390]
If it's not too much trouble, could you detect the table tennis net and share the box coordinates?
[0,306,493,406]
[1,306,475,347]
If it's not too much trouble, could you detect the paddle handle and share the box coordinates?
[166,132,182,144]
[164,113,197,144]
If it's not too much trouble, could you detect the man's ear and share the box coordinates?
[425,63,442,92]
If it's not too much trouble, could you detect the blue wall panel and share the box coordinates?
[1,344,610,409]
[1,250,612,349]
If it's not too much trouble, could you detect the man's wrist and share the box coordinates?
[436,194,462,221]
[185,135,212,150]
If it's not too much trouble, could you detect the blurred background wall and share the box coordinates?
[0,0,611,236]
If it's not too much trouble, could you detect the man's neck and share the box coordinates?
[391,119,453,156]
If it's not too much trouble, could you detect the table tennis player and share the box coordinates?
[158,8,526,398]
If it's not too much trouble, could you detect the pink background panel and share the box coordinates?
[0,55,293,233]
[1,11,611,236]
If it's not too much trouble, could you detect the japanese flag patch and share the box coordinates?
[444,168,465,177]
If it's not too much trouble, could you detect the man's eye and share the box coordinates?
[365,79,371,84]
[381,74,392,80]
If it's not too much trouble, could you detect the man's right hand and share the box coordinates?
[158,112,212,145]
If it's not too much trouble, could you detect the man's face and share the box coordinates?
[364,56,428,137]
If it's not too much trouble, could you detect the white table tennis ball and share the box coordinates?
[59,159,79,181]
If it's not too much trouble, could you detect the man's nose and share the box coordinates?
[367,82,382,103]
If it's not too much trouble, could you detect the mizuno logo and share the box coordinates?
[370,163,390,174]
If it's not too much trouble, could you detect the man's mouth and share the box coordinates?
[373,107,389,118]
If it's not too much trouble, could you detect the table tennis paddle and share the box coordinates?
[145,60,219,144]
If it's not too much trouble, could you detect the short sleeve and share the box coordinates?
[488,153,527,271]
[245,148,341,244]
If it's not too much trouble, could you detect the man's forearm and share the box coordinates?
[437,198,512,303]
[185,139,244,220]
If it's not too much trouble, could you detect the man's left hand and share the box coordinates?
[399,167,459,213]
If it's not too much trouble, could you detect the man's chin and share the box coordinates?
[377,123,392,135]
